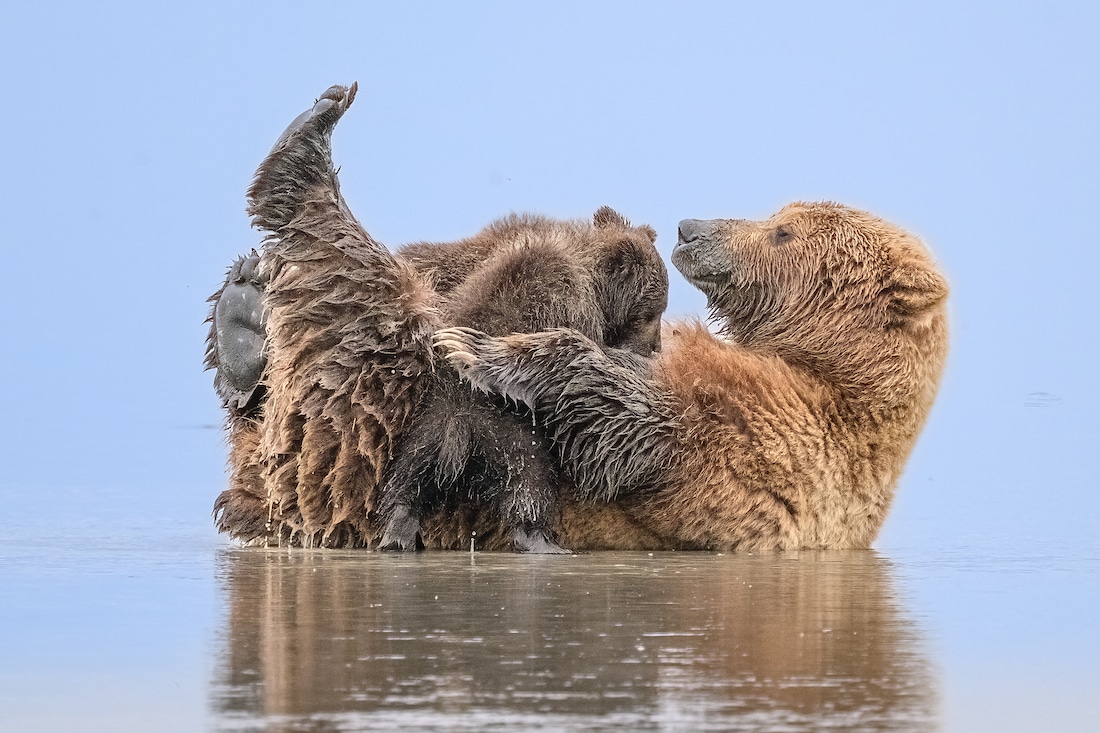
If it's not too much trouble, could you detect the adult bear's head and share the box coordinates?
[671,202,948,376]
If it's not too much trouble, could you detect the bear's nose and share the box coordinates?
[678,219,705,243]
[678,218,723,245]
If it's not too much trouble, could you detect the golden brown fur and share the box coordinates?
[439,203,949,550]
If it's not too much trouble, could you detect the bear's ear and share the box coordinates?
[594,206,630,229]
[594,206,656,243]
[886,266,948,316]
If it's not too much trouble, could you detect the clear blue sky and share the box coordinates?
[1,1,1097,551]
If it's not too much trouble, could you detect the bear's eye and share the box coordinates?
[774,226,794,245]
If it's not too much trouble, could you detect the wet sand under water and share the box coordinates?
[1,501,1098,732]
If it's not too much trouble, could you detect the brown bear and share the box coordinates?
[207,83,667,550]
[436,202,949,550]
[375,208,666,554]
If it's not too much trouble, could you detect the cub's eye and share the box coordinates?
[774,226,794,244]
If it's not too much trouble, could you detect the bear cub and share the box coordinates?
[376,208,668,553]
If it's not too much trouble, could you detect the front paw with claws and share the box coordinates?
[433,327,492,371]
[432,327,527,400]
[434,326,603,413]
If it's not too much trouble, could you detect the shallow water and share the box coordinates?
[1,487,1098,732]
[211,550,934,732]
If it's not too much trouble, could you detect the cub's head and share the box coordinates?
[589,206,668,356]
[671,202,947,364]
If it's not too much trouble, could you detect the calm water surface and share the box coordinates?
[1,487,1097,732]
[212,550,933,732]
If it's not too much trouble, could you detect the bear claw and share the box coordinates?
[433,327,488,370]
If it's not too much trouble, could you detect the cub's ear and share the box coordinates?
[593,206,657,243]
[594,206,630,229]
[887,266,949,316]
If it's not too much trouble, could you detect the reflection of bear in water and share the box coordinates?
[213,551,937,728]
[206,84,667,551]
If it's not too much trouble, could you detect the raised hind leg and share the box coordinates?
[218,83,437,546]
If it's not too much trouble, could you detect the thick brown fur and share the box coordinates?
[211,84,439,547]
[210,84,667,549]
[376,208,667,553]
[438,203,949,551]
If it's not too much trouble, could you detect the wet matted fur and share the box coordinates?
[438,203,949,551]
[209,84,667,549]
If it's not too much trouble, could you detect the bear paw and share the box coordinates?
[211,250,268,414]
[512,528,571,554]
[378,504,423,552]
[269,82,358,155]
[433,327,509,393]
[434,327,547,409]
